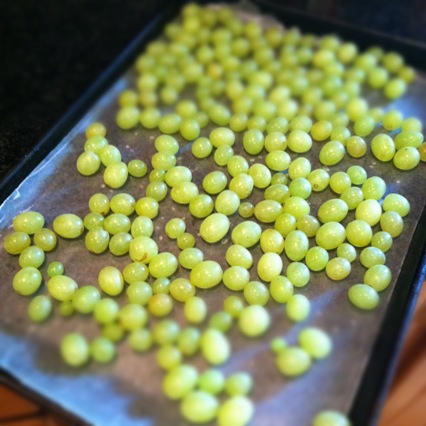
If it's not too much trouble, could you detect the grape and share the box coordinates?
[360,247,386,268]
[13,211,45,235]
[382,193,410,217]
[33,228,57,252]
[165,166,192,187]
[189,194,214,218]
[393,146,420,170]
[286,262,310,287]
[157,345,182,371]
[371,231,393,252]
[282,197,310,219]
[190,261,223,289]
[28,295,52,323]
[299,327,332,359]
[313,410,351,426]
[305,246,329,271]
[149,252,178,278]
[231,221,261,248]
[129,236,158,263]
[336,243,357,263]
[276,347,311,376]
[345,220,373,247]
[76,151,100,175]
[201,328,231,365]
[128,159,147,177]
[93,298,119,324]
[53,214,84,239]
[128,328,152,352]
[340,187,364,210]
[318,199,348,223]
[308,169,330,192]
[287,130,312,153]
[180,391,219,423]
[72,285,101,314]
[198,369,225,395]
[100,145,121,166]
[371,134,395,162]
[98,266,124,296]
[364,264,392,292]
[184,296,207,324]
[200,213,230,243]
[217,396,254,426]
[215,190,240,216]
[122,262,149,284]
[163,364,199,400]
[239,305,270,337]
[19,245,45,268]
[243,281,270,305]
[226,245,253,269]
[316,222,346,250]
[355,199,382,226]
[61,333,90,367]
[90,337,116,364]
[223,266,250,291]
[85,122,106,138]
[249,163,272,189]
[380,211,403,237]
[286,294,310,322]
[104,162,128,188]
[225,372,253,396]
[319,141,345,166]
[229,173,254,199]
[348,284,379,310]
[326,257,351,280]
[171,182,199,204]
[178,247,204,270]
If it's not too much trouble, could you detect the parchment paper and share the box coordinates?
[1,4,426,426]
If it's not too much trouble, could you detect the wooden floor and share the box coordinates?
[1,284,425,426]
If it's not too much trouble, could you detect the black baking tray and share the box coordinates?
[1,1,426,425]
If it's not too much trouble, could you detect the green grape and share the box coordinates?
[165,166,192,187]
[128,328,152,352]
[168,278,194,302]
[128,159,148,178]
[201,328,231,365]
[319,141,345,166]
[163,364,199,400]
[340,187,364,210]
[244,281,270,305]
[190,261,223,289]
[215,190,240,216]
[99,144,121,166]
[305,246,329,271]
[260,229,285,254]
[346,135,367,158]
[90,337,116,364]
[345,220,373,247]
[85,122,106,138]
[157,344,182,371]
[270,275,294,303]
[223,266,250,291]
[318,199,348,223]
[393,146,420,170]
[200,213,230,243]
[84,134,108,153]
[384,78,407,99]
[337,243,357,263]
[104,213,131,235]
[13,211,45,234]
[364,264,392,292]
[308,169,330,192]
[284,230,309,261]
[264,183,289,204]
[152,277,170,294]
[346,97,368,122]
[177,232,196,250]
[209,127,235,147]
[180,391,219,423]
[60,333,89,367]
[47,261,64,277]
[382,193,410,217]
[32,228,56,252]
[59,301,74,317]
[146,181,168,201]
[289,178,312,200]
[98,266,124,296]
[18,245,45,268]
[360,247,386,268]
[171,182,199,204]
[53,214,84,239]
[225,372,253,396]
[129,236,158,263]
[286,262,310,287]
[383,110,403,130]
[152,319,180,346]
[148,293,173,317]
[165,218,186,239]
[76,151,100,176]
[362,176,386,200]
[180,118,200,140]
[353,115,375,137]
[380,211,403,237]
[229,173,254,199]
[28,295,52,323]
[217,396,254,426]
[178,247,204,270]
[286,294,310,322]
[158,113,182,134]
[103,161,128,189]
[72,285,101,314]
[347,165,367,185]
[135,197,159,219]
[271,337,288,354]
[249,163,272,189]
[276,347,311,377]
[198,369,225,395]
[231,221,261,248]
[348,284,379,310]
[238,201,254,219]
[109,232,132,256]
[326,257,351,280]
[102,323,124,343]
[177,327,201,356]
[330,126,351,144]
[149,252,178,278]
[227,156,249,178]
[299,327,332,359]
[131,216,154,238]
[83,212,105,231]
[254,200,282,223]
[367,66,389,89]
[311,120,332,141]
[47,274,78,301]
[371,134,396,162]
[226,245,253,269]
[286,130,312,154]
[265,150,291,172]
[151,151,176,171]
[282,197,310,219]
[238,305,270,337]
[214,145,234,166]
[122,261,149,284]
[184,296,207,324]
[93,298,119,324]
[355,199,382,226]
[242,129,264,155]
[274,213,297,237]
[371,231,393,253]
[88,193,110,215]
[192,137,213,158]
[264,132,287,152]
[402,117,422,132]
[187,194,213,218]
[313,410,351,426]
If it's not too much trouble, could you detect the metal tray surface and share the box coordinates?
[0,2,425,425]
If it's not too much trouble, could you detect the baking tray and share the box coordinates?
[1,1,426,425]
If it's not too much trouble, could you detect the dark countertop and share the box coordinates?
[1,0,426,189]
